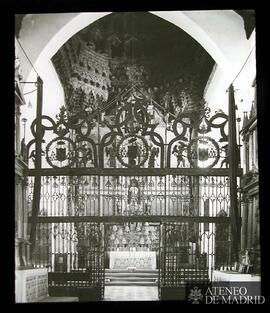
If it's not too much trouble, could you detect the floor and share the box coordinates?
[104,286,159,301]
[39,296,79,302]
[38,286,159,302]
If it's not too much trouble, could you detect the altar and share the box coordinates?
[109,251,157,270]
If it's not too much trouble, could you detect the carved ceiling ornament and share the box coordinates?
[52,12,214,120]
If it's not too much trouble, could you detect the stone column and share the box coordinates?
[251,196,258,249]
[15,98,21,156]
[240,196,249,251]
[254,196,260,249]
[22,176,31,267]
[15,163,31,268]
[248,132,253,172]
[15,238,21,270]
[247,197,254,249]
[242,136,249,174]
[15,175,23,268]
[253,129,258,170]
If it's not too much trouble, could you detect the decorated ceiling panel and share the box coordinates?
[52,12,215,117]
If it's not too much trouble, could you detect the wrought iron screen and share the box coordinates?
[32,221,105,297]
[25,86,232,171]
[25,86,241,298]
[159,222,231,289]
[27,175,231,218]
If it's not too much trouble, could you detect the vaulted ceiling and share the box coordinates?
[15,11,255,117]
[52,12,216,117]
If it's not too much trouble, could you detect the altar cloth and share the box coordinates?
[109,251,156,270]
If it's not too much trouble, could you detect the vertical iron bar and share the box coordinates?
[164,175,166,216]
[158,222,160,298]
[228,84,240,264]
[97,109,101,218]
[30,76,43,260]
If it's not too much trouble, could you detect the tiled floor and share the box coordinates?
[104,286,159,301]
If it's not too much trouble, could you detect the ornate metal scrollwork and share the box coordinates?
[26,86,229,169]
[171,112,196,141]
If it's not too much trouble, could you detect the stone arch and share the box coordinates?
[18,11,248,83]
[17,11,253,127]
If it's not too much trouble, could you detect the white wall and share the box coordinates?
[204,30,256,116]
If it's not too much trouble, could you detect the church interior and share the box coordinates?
[14,11,260,302]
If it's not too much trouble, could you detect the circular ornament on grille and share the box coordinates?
[116,135,149,168]
[46,137,76,168]
[187,136,220,168]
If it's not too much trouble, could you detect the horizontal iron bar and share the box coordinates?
[25,167,243,177]
[30,216,232,224]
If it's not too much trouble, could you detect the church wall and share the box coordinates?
[15,268,48,303]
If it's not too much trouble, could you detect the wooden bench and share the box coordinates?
[48,272,104,300]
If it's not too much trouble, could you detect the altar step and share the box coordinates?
[105,269,158,286]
